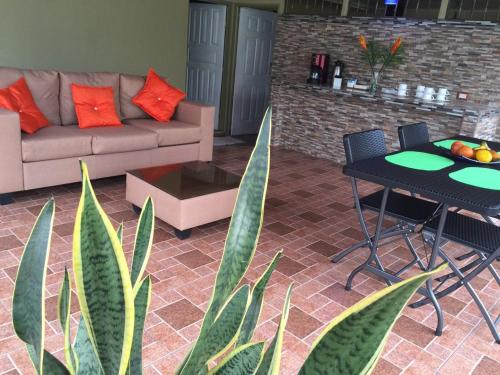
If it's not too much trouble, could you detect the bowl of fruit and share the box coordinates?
[449,141,500,164]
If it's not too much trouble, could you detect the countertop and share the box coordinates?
[274,82,500,117]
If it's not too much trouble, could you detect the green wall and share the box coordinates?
[0,0,189,88]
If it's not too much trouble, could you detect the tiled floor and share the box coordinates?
[0,145,499,374]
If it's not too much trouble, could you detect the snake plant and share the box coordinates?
[13,107,444,374]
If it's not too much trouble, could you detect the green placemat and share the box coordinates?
[449,167,500,190]
[385,151,455,171]
[433,139,479,150]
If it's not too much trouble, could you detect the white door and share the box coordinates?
[231,8,277,136]
[187,3,226,130]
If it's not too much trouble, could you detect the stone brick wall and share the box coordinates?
[272,16,500,104]
[271,16,500,163]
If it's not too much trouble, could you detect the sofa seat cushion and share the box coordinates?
[22,126,92,162]
[82,125,158,155]
[125,119,201,147]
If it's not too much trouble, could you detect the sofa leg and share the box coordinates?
[0,194,14,205]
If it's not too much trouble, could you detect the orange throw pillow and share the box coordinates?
[0,78,49,134]
[71,84,122,128]
[132,68,186,122]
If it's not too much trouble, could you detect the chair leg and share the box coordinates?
[346,187,390,291]
[0,194,13,205]
[403,231,426,271]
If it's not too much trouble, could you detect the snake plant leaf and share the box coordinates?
[130,197,154,289]
[255,284,293,375]
[58,268,77,374]
[13,199,55,373]
[73,161,135,375]
[198,108,272,338]
[127,276,152,375]
[299,264,448,375]
[37,348,70,374]
[208,342,265,375]
[74,317,103,375]
[180,285,251,375]
[237,251,283,346]
[117,223,124,246]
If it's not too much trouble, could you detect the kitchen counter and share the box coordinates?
[271,82,500,163]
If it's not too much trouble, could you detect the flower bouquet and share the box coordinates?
[358,35,405,95]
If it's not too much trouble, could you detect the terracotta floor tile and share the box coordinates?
[307,240,341,257]
[110,209,139,223]
[266,197,287,207]
[298,211,327,223]
[265,222,295,236]
[292,189,314,198]
[328,201,352,212]
[320,282,365,307]
[317,182,338,190]
[339,227,364,241]
[279,307,322,339]
[53,222,74,237]
[473,356,500,375]
[0,235,23,252]
[155,299,204,330]
[276,256,307,276]
[393,315,435,348]
[372,358,401,375]
[174,250,214,269]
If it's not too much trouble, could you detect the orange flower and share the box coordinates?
[390,38,402,54]
[358,35,367,50]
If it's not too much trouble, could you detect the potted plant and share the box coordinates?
[358,35,405,95]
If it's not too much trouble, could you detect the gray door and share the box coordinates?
[187,3,226,130]
[231,8,277,136]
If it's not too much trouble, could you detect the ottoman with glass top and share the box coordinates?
[126,162,241,239]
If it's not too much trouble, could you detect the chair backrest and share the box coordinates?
[343,129,387,164]
[398,122,429,150]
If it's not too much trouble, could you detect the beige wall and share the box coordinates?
[0,0,189,88]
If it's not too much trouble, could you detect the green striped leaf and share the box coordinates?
[58,268,77,374]
[35,348,70,375]
[256,284,293,375]
[194,107,271,343]
[130,197,154,289]
[74,318,103,375]
[237,251,282,346]
[13,199,55,374]
[117,223,124,246]
[180,285,251,374]
[73,161,134,375]
[299,265,447,375]
[208,342,265,375]
[127,276,152,375]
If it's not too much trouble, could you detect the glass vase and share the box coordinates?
[369,72,379,95]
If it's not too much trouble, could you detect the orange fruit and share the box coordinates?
[490,150,500,162]
[451,141,463,155]
[476,149,493,163]
[458,145,474,159]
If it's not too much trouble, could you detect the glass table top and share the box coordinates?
[128,162,241,200]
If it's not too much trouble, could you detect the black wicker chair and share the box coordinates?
[333,129,439,275]
[398,122,429,150]
[411,211,500,343]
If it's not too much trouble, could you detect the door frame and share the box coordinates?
[195,0,281,136]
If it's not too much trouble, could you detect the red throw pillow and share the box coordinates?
[132,68,186,122]
[71,84,122,128]
[0,77,50,134]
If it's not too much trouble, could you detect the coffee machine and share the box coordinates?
[307,53,329,85]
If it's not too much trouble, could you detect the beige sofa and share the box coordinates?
[0,67,214,202]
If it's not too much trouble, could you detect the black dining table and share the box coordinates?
[342,135,500,337]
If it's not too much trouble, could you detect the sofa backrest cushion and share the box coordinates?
[60,71,120,125]
[120,73,150,120]
[0,67,61,125]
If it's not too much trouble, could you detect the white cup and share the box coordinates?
[438,88,449,98]
[423,87,436,100]
[398,83,408,97]
[416,85,425,98]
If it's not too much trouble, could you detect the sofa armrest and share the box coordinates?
[0,109,24,193]
[175,101,215,161]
